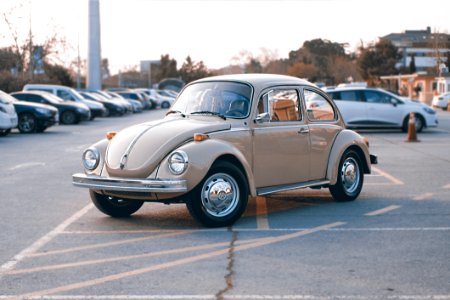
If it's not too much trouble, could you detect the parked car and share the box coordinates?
[72,74,377,227]
[23,84,105,120]
[0,90,18,136]
[148,88,176,109]
[115,91,150,110]
[79,91,127,117]
[11,91,90,125]
[108,92,143,113]
[101,92,134,114]
[431,92,450,110]
[325,87,438,132]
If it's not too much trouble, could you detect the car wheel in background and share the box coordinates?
[329,149,364,202]
[161,101,170,109]
[89,190,144,217]
[60,111,78,125]
[186,161,249,227]
[0,129,11,136]
[18,113,37,133]
[402,114,424,133]
[103,107,110,117]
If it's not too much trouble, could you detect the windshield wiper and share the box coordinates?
[190,111,226,120]
[166,110,186,117]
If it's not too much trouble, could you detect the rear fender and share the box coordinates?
[326,130,371,185]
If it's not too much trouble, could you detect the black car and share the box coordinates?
[11,91,91,125]
[78,91,126,117]
[5,93,59,133]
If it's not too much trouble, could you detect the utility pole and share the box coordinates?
[87,0,102,90]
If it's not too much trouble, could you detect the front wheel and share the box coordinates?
[89,190,144,217]
[329,149,364,202]
[186,161,249,227]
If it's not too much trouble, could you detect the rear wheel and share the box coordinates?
[402,114,424,133]
[186,161,249,227]
[329,149,364,202]
[89,190,144,217]
[18,113,37,133]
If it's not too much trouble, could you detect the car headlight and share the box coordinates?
[168,151,188,175]
[422,107,435,114]
[82,148,100,170]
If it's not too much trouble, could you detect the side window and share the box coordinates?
[304,89,336,121]
[57,90,74,101]
[364,90,391,104]
[327,91,340,100]
[261,89,300,122]
[339,90,362,102]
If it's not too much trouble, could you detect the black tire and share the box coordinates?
[103,107,110,117]
[329,149,364,202]
[402,114,424,133]
[0,129,11,136]
[89,190,144,217]
[186,161,249,227]
[60,110,79,124]
[161,101,170,109]
[18,113,37,133]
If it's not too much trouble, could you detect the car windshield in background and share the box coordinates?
[0,90,15,104]
[171,81,252,119]
[43,93,64,104]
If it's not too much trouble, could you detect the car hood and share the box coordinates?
[105,117,231,177]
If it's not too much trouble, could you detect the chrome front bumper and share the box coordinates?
[72,173,187,193]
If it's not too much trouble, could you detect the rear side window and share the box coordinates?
[304,89,336,121]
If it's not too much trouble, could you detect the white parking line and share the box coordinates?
[371,167,404,185]
[365,205,401,216]
[0,204,93,275]
[413,193,434,201]
[8,162,46,171]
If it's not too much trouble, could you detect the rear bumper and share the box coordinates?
[72,173,188,193]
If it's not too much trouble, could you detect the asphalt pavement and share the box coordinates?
[1,109,449,299]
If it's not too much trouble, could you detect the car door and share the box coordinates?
[303,88,342,181]
[327,90,368,127]
[364,90,403,127]
[252,87,310,188]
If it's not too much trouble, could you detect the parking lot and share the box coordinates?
[1,109,450,299]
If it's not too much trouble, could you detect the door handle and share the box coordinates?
[298,128,309,134]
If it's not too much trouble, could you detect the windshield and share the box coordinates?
[43,93,64,104]
[171,81,252,119]
[0,90,16,104]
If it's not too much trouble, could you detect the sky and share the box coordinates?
[1,0,449,74]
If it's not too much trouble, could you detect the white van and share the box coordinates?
[0,90,18,136]
[23,84,105,120]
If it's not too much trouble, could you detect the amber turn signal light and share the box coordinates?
[106,131,117,140]
[193,133,209,142]
[363,137,369,147]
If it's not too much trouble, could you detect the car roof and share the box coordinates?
[193,74,315,90]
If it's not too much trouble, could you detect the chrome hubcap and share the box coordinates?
[341,157,360,194]
[201,173,239,217]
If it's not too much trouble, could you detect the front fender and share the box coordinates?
[326,130,371,185]
[156,139,255,198]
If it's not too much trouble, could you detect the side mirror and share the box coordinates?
[255,112,270,123]
[391,99,398,107]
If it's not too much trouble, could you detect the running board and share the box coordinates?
[256,180,330,196]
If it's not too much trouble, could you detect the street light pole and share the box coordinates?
[86,0,102,90]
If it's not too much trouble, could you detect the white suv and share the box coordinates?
[325,87,438,132]
[0,90,18,136]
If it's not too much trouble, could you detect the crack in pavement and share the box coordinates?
[216,228,237,300]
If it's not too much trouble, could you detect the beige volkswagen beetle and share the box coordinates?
[73,74,377,227]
